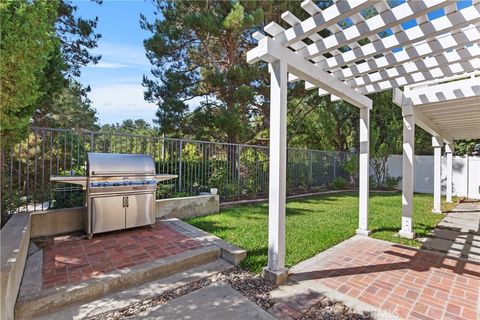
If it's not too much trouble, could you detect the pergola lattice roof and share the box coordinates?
[247,0,480,141]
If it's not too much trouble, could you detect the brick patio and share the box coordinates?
[40,222,203,289]
[275,236,480,320]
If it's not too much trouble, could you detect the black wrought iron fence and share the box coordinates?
[1,127,353,216]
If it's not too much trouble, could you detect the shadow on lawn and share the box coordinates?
[186,220,236,234]
[286,207,316,216]
[371,223,437,239]
[240,246,269,271]
[292,194,357,205]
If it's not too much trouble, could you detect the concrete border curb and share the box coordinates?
[163,219,247,266]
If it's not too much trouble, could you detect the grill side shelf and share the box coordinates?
[50,176,87,187]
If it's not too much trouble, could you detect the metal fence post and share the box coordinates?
[309,150,313,186]
[90,131,95,152]
[178,140,183,192]
[238,145,241,181]
[333,152,337,180]
[161,133,165,162]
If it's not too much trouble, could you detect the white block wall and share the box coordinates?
[379,155,480,199]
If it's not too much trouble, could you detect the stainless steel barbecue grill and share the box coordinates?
[51,153,177,238]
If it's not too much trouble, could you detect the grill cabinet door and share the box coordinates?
[125,193,155,228]
[91,195,126,233]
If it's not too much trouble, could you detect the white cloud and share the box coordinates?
[89,83,157,124]
[79,41,160,124]
[92,61,129,69]
[88,41,151,69]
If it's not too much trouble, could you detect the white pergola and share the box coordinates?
[246,0,480,283]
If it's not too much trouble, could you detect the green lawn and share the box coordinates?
[186,192,455,273]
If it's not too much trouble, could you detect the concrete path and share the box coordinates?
[134,282,276,320]
[421,201,480,261]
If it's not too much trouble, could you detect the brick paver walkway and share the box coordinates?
[41,222,203,289]
[279,236,480,320]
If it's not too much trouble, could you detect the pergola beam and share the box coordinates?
[332,25,480,82]
[348,46,480,88]
[358,57,480,94]
[419,100,479,111]
[247,37,372,109]
[405,77,480,105]
[413,109,454,144]
[298,0,451,60]
[271,0,371,47]
[317,4,480,71]
[393,89,454,144]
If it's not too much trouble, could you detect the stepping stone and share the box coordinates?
[133,282,276,320]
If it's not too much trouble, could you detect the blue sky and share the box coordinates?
[75,0,158,125]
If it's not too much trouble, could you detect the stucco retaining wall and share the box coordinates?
[1,213,31,320]
[30,207,84,238]
[155,195,219,219]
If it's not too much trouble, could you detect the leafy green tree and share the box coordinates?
[33,0,102,129]
[0,0,58,147]
[1,0,101,148]
[368,91,402,188]
[34,81,98,130]
[55,0,102,79]
[101,119,157,136]
[288,96,358,151]
[142,0,304,144]
[455,139,480,156]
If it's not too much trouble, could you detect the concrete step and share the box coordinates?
[32,259,233,320]
[420,237,480,262]
[15,245,221,320]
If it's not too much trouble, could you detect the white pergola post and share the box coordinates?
[356,107,371,236]
[399,103,415,239]
[445,143,454,203]
[432,136,443,213]
[263,60,288,284]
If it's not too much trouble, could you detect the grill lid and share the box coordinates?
[88,153,156,176]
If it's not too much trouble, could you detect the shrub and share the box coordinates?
[331,177,348,190]
[384,175,401,190]
[344,154,359,187]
